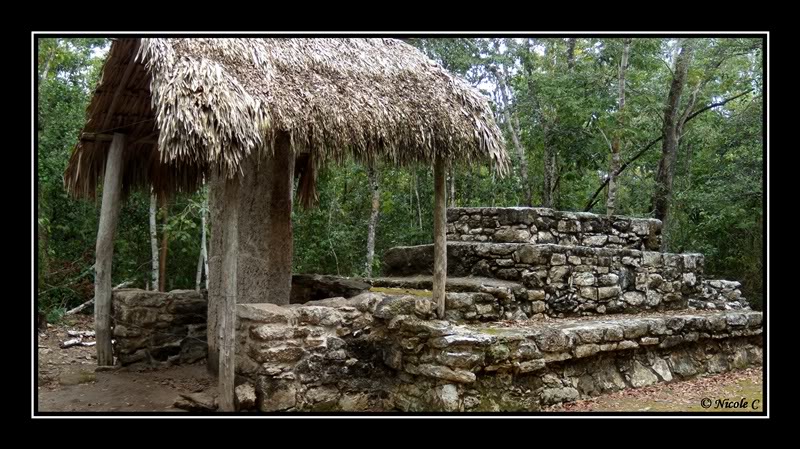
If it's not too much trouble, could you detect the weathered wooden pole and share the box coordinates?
[433,155,447,319]
[218,178,239,411]
[94,133,126,366]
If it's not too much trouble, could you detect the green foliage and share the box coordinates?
[36,38,205,313]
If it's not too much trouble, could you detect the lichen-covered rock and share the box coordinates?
[235,383,257,410]
[542,387,580,405]
[628,360,659,387]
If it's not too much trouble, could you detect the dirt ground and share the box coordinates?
[36,315,763,414]
[36,314,213,413]
[545,368,764,413]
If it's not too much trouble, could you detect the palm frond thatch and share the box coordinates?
[64,38,508,202]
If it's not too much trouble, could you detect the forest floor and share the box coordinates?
[36,314,213,413]
[36,315,763,413]
[544,368,764,413]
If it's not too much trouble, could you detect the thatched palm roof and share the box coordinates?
[65,38,508,202]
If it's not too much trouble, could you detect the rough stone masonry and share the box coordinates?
[109,206,760,412]
[234,293,762,412]
[446,207,662,250]
[112,289,208,367]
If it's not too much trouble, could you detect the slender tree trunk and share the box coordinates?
[202,193,209,291]
[542,121,556,209]
[566,38,576,70]
[149,191,159,291]
[38,179,47,289]
[449,166,456,207]
[94,133,125,366]
[195,242,204,291]
[158,195,169,292]
[195,190,209,291]
[583,89,752,212]
[497,68,532,206]
[414,171,422,229]
[364,165,380,277]
[606,38,630,217]
[409,173,414,227]
[652,40,693,230]
[39,44,56,82]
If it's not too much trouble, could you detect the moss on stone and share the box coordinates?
[369,287,433,297]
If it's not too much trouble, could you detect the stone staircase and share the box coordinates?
[368,207,760,410]
[381,207,750,317]
[231,207,761,412]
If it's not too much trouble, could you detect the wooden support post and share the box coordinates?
[433,155,447,319]
[218,179,239,412]
[94,133,125,366]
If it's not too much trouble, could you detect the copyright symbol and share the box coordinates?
[701,398,712,409]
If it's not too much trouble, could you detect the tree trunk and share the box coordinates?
[364,165,380,277]
[433,156,447,319]
[202,192,209,291]
[583,89,752,212]
[566,38,576,70]
[652,41,693,231]
[158,195,169,292]
[39,43,56,82]
[38,179,47,290]
[149,191,159,290]
[496,68,531,206]
[195,242,204,291]
[94,133,125,366]
[449,166,456,207]
[414,171,422,229]
[606,38,630,217]
[542,121,556,209]
[196,190,209,291]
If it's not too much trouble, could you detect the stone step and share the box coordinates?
[387,308,762,409]
[236,294,762,411]
[692,279,750,310]
[370,275,524,294]
[384,242,704,278]
[448,207,662,250]
[370,276,529,323]
[389,309,762,375]
[382,242,704,317]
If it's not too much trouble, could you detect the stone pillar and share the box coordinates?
[207,133,296,375]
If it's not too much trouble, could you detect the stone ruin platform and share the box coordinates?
[232,203,760,411]
[110,206,762,412]
[234,292,762,412]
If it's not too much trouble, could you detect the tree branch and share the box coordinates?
[684,89,753,123]
[582,89,754,212]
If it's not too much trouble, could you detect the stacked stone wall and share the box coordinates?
[447,207,662,250]
[112,289,208,366]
